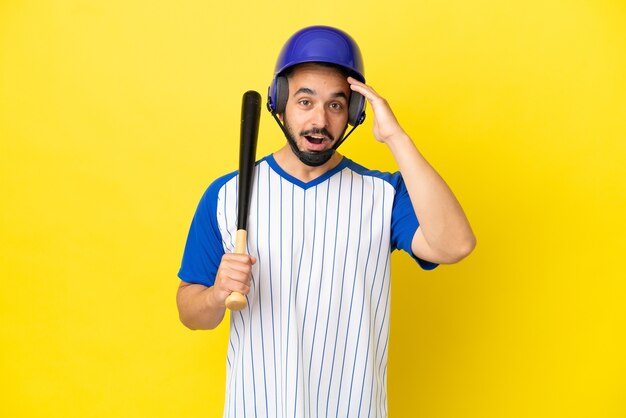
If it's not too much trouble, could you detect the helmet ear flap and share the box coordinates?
[348,91,366,126]
[274,76,289,114]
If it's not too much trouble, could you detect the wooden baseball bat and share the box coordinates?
[225,90,261,311]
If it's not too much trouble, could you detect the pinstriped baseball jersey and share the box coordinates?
[178,155,437,418]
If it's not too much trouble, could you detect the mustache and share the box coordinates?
[300,127,334,141]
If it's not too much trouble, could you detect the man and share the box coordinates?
[177,26,475,417]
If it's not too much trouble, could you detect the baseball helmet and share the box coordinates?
[267,26,366,126]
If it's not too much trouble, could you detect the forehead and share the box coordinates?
[287,63,350,94]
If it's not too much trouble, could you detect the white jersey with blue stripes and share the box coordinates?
[178,155,436,418]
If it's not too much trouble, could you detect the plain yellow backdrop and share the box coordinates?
[1,1,625,417]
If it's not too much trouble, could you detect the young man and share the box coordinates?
[177,26,475,417]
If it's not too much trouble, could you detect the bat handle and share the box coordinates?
[225,229,248,311]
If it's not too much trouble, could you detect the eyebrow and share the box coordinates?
[294,87,315,96]
[293,87,348,101]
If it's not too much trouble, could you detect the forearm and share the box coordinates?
[386,133,476,263]
[176,282,226,330]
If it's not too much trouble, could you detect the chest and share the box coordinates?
[217,166,395,257]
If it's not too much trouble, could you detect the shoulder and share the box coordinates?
[342,158,404,190]
[198,170,238,207]
[198,156,271,207]
[206,170,238,194]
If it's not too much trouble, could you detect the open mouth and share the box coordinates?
[302,134,332,152]
[304,134,328,145]
[299,128,334,152]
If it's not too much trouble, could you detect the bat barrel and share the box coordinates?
[237,90,261,231]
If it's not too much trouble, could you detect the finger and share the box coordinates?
[349,84,383,106]
[223,253,254,263]
[219,266,253,283]
[222,253,256,264]
[214,280,250,303]
[347,76,377,93]
[219,264,252,279]
[227,280,251,295]
[221,254,254,272]
[222,268,252,294]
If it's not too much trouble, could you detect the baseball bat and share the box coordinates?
[225,90,261,311]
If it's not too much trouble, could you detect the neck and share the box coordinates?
[273,145,343,183]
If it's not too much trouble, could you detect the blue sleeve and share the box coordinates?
[177,178,230,287]
[390,173,438,271]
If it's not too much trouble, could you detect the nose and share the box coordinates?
[309,104,328,128]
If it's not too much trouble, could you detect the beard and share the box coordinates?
[283,114,348,153]
[279,114,348,167]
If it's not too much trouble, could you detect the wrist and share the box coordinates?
[384,132,413,152]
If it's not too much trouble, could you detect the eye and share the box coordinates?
[298,99,311,107]
[329,102,344,111]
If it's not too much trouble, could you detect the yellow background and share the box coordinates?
[1,0,625,417]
